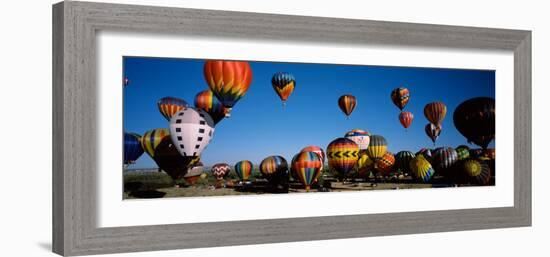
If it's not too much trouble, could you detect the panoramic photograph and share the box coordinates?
[122,57,495,199]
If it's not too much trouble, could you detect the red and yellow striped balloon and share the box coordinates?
[194,90,227,124]
[157,97,188,121]
[424,102,447,126]
[203,60,253,116]
[327,138,359,176]
[338,94,357,117]
[375,151,395,175]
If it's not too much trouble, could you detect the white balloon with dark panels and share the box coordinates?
[169,107,215,157]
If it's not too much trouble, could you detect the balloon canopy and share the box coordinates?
[453,97,495,149]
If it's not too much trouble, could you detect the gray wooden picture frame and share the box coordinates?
[52,1,531,256]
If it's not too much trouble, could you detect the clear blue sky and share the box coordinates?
[123,57,495,169]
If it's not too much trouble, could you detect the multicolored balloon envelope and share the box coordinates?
[399,111,414,130]
[338,94,357,117]
[203,60,253,116]
[460,159,491,185]
[409,155,435,182]
[300,146,326,166]
[327,138,359,177]
[124,132,144,165]
[390,87,410,110]
[424,102,447,126]
[416,148,433,163]
[140,128,170,158]
[259,155,289,184]
[157,97,189,121]
[344,129,370,150]
[169,107,215,158]
[211,163,231,181]
[271,72,296,106]
[453,97,495,149]
[432,147,459,177]
[395,151,415,174]
[455,145,471,161]
[292,151,323,191]
[375,151,395,175]
[366,135,388,166]
[153,137,200,180]
[425,123,442,145]
[194,90,227,125]
[234,160,253,182]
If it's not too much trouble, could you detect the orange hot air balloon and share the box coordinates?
[203,60,253,117]
[424,102,447,126]
[399,111,414,130]
[157,97,189,121]
[338,94,357,118]
[271,72,296,108]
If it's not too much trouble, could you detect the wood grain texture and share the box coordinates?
[52,1,531,256]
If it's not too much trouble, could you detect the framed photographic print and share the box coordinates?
[52,1,531,256]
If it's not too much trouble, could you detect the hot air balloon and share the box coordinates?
[153,137,200,180]
[391,87,410,110]
[203,60,253,117]
[259,155,289,185]
[344,129,370,150]
[300,146,326,165]
[123,77,130,87]
[327,138,359,177]
[184,162,204,185]
[234,160,253,182]
[424,102,447,126]
[460,159,491,185]
[292,151,323,191]
[416,148,433,163]
[169,107,215,158]
[124,132,144,165]
[140,128,170,158]
[433,147,459,176]
[399,111,414,131]
[271,72,296,107]
[455,145,471,161]
[157,97,189,121]
[357,150,374,178]
[375,151,395,176]
[409,155,435,182]
[194,90,227,125]
[211,163,231,181]
[453,97,495,149]
[484,148,496,160]
[338,94,357,118]
[366,135,388,168]
[425,123,442,146]
[395,151,415,174]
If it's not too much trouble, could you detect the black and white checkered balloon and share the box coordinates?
[169,107,215,158]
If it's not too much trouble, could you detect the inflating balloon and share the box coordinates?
[327,138,359,177]
[203,60,253,116]
[433,147,458,175]
[484,148,496,160]
[292,151,323,191]
[344,129,370,150]
[460,159,491,185]
[391,87,410,110]
[453,97,495,149]
[357,150,374,178]
[425,123,442,146]
[169,107,215,158]
[395,151,415,174]
[424,102,447,126]
[409,155,435,182]
[366,135,388,167]
[234,160,253,182]
[211,163,231,181]
[157,97,189,121]
[194,90,227,125]
[124,132,144,165]
[455,145,471,161]
[399,111,414,130]
[140,128,170,158]
[153,137,200,180]
[416,148,433,163]
[271,72,296,107]
[375,152,395,176]
[259,155,289,185]
[338,94,357,118]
